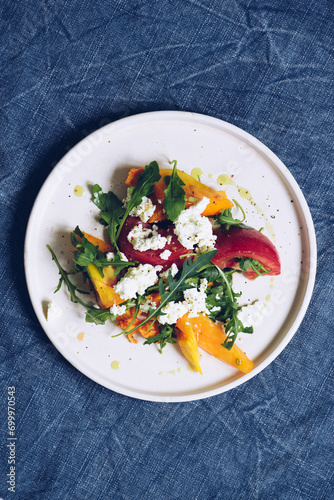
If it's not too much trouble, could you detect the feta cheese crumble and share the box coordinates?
[123,188,155,222]
[114,264,159,300]
[183,279,210,318]
[160,249,171,260]
[46,301,62,321]
[158,279,209,324]
[174,197,216,252]
[127,224,167,251]
[158,301,189,325]
[109,303,127,317]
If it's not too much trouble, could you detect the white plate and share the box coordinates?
[24,111,316,402]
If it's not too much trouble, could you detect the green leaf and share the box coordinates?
[85,307,119,325]
[143,324,177,353]
[217,199,246,230]
[115,160,161,240]
[237,257,272,277]
[207,265,253,350]
[47,245,93,307]
[92,185,125,249]
[71,226,136,278]
[48,244,135,326]
[163,160,186,221]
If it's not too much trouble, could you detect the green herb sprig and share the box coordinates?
[71,227,132,278]
[237,257,272,277]
[206,266,253,350]
[163,160,186,221]
[144,324,177,353]
[217,199,246,230]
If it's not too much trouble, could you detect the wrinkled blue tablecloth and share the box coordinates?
[1,1,333,499]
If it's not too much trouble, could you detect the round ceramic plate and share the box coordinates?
[24,111,316,402]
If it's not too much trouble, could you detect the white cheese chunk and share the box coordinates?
[158,301,189,325]
[109,303,127,317]
[123,188,156,222]
[160,249,171,260]
[183,279,210,318]
[158,279,209,324]
[46,301,62,321]
[174,197,216,252]
[120,252,128,262]
[114,264,159,300]
[127,224,167,251]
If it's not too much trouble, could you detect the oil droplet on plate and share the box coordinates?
[73,185,84,197]
[191,168,203,180]
[77,332,85,342]
[217,174,237,186]
[111,360,120,370]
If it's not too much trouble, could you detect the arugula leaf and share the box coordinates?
[71,227,132,278]
[116,160,161,239]
[211,265,253,350]
[163,160,186,221]
[217,199,246,230]
[85,307,117,325]
[143,324,177,353]
[224,314,253,349]
[47,245,92,307]
[237,257,271,277]
[92,185,125,249]
[48,244,136,326]
[123,250,217,335]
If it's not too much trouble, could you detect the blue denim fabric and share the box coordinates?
[0,1,333,499]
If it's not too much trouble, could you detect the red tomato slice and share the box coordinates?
[212,226,281,279]
[118,217,188,270]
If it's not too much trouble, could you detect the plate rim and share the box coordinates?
[24,110,317,402]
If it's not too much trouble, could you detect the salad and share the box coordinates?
[48,160,281,374]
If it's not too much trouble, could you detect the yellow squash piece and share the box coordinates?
[86,264,124,309]
[177,313,253,374]
[176,314,203,374]
[72,231,124,309]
